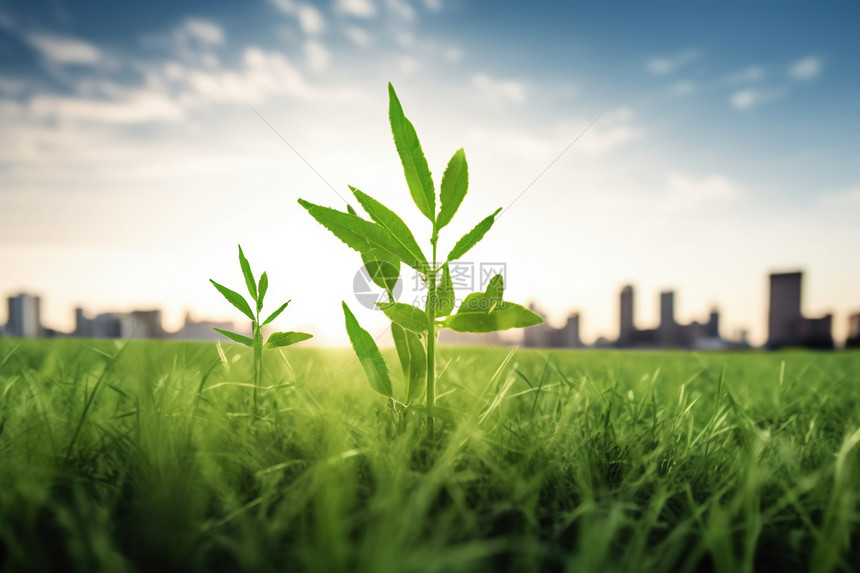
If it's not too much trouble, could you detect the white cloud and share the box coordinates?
[0,77,31,96]
[269,0,325,35]
[666,173,743,207]
[28,91,185,124]
[394,31,415,48]
[305,40,330,72]
[727,66,764,84]
[729,88,778,110]
[672,80,695,95]
[181,19,224,45]
[575,107,644,156]
[422,0,443,11]
[344,25,372,47]
[647,49,700,75]
[26,32,103,65]
[335,0,377,18]
[444,46,462,63]
[399,57,419,75]
[472,73,526,106]
[182,47,311,104]
[387,0,416,21]
[789,56,821,80]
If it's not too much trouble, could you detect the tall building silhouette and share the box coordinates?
[766,271,833,349]
[844,313,859,349]
[5,294,42,338]
[619,285,634,346]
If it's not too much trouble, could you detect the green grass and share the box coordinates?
[0,338,858,572]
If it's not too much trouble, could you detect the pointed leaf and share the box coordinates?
[351,186,427,268]
[210,279,255,321]
[238,245,257,302]
[213,328,253,347]
[265,331,313,349]
[444,302,543,333]
[257,272,268,313]
[262,300,290,326]
[362,248,401,294]
[376,301,429,333]
[431,264,455,317]
[404,329,426,402]
[437,148,468,231]
[343,302,393,397]
[392,324,426,403]
[389,83,435,222]
[299,199,426,271]
[485,274,504,312]
[447,207,502,262]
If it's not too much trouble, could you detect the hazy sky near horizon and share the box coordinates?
[1,0,859,345]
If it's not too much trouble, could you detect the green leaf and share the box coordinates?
[431,264,455,317]
[238,245,257,302]
[343,302,393,397]
[298,199,426,272]
[392,323,426,404]
[376,301,429,333]
[361,248,401,294]
[437,148,468,231]
[257,272,268,313]
[262,300,290,326]
[213,328,253,347]
[265,331,313,349]
[388,83,435,222]
[210,279,255,321]
[351,186,427,268]
[444,302,543,333]
[485,274,504,311]
[447,207,502,261]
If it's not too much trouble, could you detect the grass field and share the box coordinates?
[0,338,858,572]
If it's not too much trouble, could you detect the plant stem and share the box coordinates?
[426,239,438,440]
[253,317,261,416]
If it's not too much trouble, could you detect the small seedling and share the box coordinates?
[300,83,542,436]
[210,245,312,411]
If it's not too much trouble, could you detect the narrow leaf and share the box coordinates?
[444,302,543,333]
[437,148,468,231]
[265,331,313,349]
[388,83,435,222]
[391,324,426,404]
[343,302,393,397]
[404,329,426,402]
[362,248,401,294]
[238,245,257,301]
[299,199,426,271]
[257,272,268,313]
[210,279,255,321]
[376,301,429,333]
[351,186,427,268]
[213,328,253,347]
[447,207,502,262]
[262,300,290,326]
[431,264,455,317]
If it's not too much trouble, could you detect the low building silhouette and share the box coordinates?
[614,285,729,349]
[766,272,833,349]
[522,304,583,349]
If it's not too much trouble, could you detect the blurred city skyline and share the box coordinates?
[1,0,859,345]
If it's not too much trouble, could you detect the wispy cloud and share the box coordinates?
[727,65,764,84]
[647,49,700,75]
[26,32,104,66]
[269,0,326,35]
[179,19,224,45]
[788,56,821,80]
[472,73,526,105]
[305,40,330,72]
[335,0,377,18]
[729,87,780,110]
[343,25,372,47]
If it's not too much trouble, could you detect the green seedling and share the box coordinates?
[210,245,312,411]
[300,83,542,436]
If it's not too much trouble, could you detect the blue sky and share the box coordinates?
[1,0,858,344]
